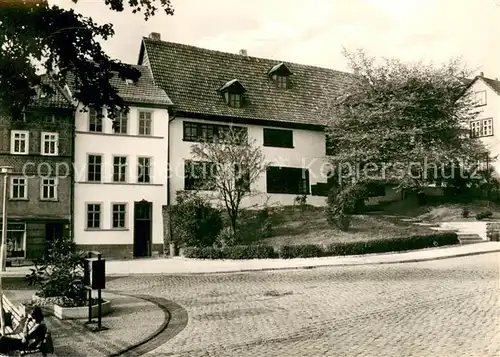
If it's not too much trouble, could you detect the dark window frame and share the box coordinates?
[86,203,101,229]
[138,157,151,183]
[87,155,102,182]
[263,128,294,148]
[183,121,247,145]
[266,166,310,194]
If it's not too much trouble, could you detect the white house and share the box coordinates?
[465,73,500,174]
[71,65,173,259]
[137,33,358,209]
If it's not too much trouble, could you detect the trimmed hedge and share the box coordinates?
[182,232,459,260]
[183,245,276,259]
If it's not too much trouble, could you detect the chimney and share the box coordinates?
[149,32,161,41]
[239,49,248,57]
[480,71,484,77]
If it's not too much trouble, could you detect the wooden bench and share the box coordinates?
[1,295,52,357]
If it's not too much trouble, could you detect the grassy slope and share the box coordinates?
[255,206,439,247]
[382,199,500,222]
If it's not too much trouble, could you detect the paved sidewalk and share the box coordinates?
[4,290,167,357]
[4,242,500,277]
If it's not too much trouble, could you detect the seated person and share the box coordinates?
[0,306,47,354]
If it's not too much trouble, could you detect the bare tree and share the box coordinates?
[190,126,266,234]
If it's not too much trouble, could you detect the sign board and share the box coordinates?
[84,258,106,290]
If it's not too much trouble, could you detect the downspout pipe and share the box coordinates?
[166,107,176,256]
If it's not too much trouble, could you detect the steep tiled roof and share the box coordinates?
[31,75,74,109]
[481,76,500,95]
[139,38,358,126]
[66,65,173,107]
[107,65,173,106]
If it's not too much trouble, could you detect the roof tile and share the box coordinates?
[141,38,357,126]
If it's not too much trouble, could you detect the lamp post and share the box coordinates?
[0,165,13,336]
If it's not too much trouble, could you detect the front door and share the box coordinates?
[45,223,63,257]
[134,201,152,258]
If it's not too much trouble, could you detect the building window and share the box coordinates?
[470,118,493,138]
[263,128,294,148]
[88,108,103,132]
[86,203,101,229]
[10,177,27,200]
[113,111,128,134]
[113,156,127,182]
[266,166,309,194]
[184,161,217,190]
[40,178,58,200]
[87,155,102,182]
[182,121,247,144]
[41,132,58,156]
[0,223,26,258]
[474,91,487,106]
[138,111,152,136]
[228,93,241,108]
[10,130,29,155]
[275,75,288,89]
[138,157,151,183]
[112,203,127,229]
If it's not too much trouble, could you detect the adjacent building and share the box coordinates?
[71,65,173,259]
[0,78,74,262]
[465,73,500,174]
[138,33,356,208]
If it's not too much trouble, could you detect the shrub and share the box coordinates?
[491,232,500,242]
[214,227,238,248]
[182,233,459,259]
[294,194,307,210]
[183,245,276,259]
[278,244,325,259]
[475,210,493,220]
[326,183,368,231]
[171,191,223,247]
[325,233,459,255]
[26,236,87,307]
[461,207,470,218]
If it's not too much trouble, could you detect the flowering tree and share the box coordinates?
[324,49,486,228]
[190,127,266,234]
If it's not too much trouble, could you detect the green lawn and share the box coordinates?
[250,206,441,248]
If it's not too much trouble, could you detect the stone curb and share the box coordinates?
[107,292,188,357]
[106,247,500,277]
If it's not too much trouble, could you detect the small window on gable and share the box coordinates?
[268,62,292,89]
[218,79,246,108]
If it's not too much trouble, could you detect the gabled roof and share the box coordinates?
[107,65,173,106]
[66,65,173,107]
[268,62,292,76]
[465,75,500,96]
[138,38,358,126]
[481,77,500,95]
[218,79,246,93]
[30,75,74,109]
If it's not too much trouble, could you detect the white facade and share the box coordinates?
[169,117,330,208]
[467,78,500,174]
[74,104,168,256]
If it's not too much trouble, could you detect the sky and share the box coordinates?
[50,0,500,79]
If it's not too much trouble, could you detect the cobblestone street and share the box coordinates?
[107,252,500,357]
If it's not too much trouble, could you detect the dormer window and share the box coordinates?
[228,93,241,108]
[275,75,288,89]
[218,79,246,108]
[268,62,292,89]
